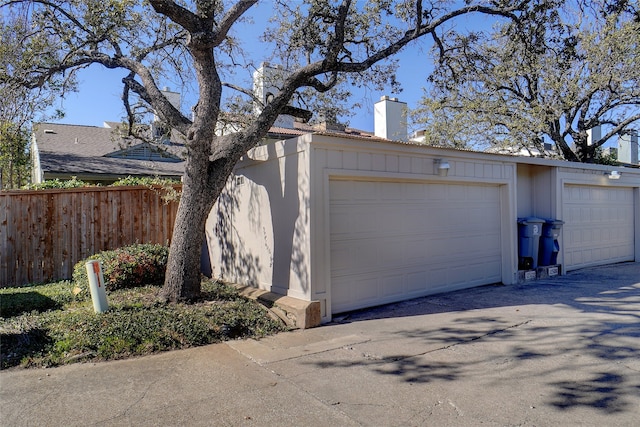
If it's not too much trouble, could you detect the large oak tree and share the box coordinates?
[415,0,640,162]
[1,0,530,301]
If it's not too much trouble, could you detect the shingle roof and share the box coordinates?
[33,123,186,178]
[33,119,380,179]
[35,123,120,156]
[39,151,185,176]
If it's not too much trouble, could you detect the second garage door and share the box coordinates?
[563,185,635,271]
[329,179,503,314]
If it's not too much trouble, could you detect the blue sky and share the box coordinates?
[51,66,133,126]
[49,54,430,133]
[49,42,433,133]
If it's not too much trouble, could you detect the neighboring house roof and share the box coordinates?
[31,118,380,182]
[32,122,186,181]
[269,119,380,140]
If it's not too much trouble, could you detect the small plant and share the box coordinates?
[73,243,169,292]
[110,175,180,187]
[110,175,181,203]
[22,176,92,190]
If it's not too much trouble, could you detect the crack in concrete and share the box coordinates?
[229,320,534,427]
[10,387,57,424]
[385,320,534,363]
[235,356,365,426]
[90,376,164,426]
[622,363,640,373]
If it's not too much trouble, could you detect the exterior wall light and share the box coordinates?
[605,170,621,180]
[434,159,450,177]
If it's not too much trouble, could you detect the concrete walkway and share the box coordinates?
[2,263,639,426]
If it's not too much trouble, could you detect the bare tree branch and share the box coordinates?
[147,0,203,34]
[212,0,258,46]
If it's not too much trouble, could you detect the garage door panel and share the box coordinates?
[330,180,503,314]
[382,274,406,297]
[353,181,378,200]
[430,185,447,200]
[329,210,352,235]
[331,276,376,308]
[564,185,634,271]
[405,183,427,200]
[404,238,429,264]
[429,268,448,289]
[406,208,427,229]
[330,244,351,273]
[405,270,427,293]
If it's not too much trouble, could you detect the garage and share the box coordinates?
[208,128,640,325]
[563,185,635,271]
[329,179,503,314]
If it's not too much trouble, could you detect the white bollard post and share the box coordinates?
[85,260,109,313]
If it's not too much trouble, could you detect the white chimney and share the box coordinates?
[253,63,294,128]
[618,130,639,164]
[587,125,601,146]
[374,95,408,141]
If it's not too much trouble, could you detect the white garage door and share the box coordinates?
[330,180,503,314]
[563,185,635,271]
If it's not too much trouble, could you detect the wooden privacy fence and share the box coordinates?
[1,185,181,287]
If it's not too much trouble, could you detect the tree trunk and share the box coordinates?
[573,130,597,163]
[8,160,14,189]
[160,153,235,302]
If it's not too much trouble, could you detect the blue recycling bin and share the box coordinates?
[518,217,545,270]
[539,219,564,266]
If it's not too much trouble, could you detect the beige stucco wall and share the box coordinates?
[517,164,555,219]
[205,137,313,300]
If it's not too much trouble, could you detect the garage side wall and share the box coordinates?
[517,164,556,219]
[205,138,313,300]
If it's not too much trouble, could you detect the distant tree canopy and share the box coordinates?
[0,122,29,189]
[0,4,67,188]
[414,0,640,163]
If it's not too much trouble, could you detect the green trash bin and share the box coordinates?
[518,217,545,270]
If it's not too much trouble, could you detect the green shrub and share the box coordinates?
[22,176,92,190]
[110,176,181,203]
[73,243,169,292]
[110,176,180,187]
[201,279,241,301]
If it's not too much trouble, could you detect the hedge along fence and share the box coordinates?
[0,185,181,287]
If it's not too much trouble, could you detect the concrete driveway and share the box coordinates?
[1,262,639,426]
